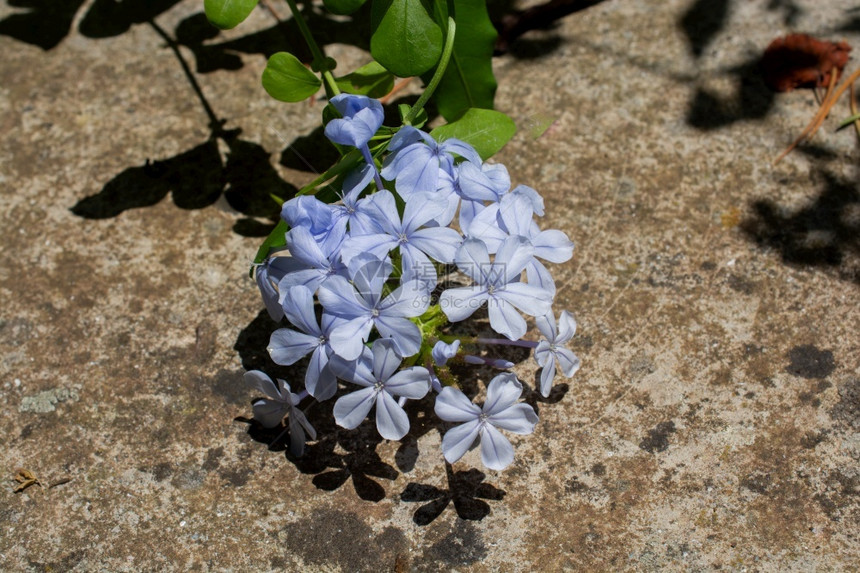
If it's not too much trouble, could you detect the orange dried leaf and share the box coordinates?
[761,34,851,92]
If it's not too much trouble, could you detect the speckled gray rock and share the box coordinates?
[1,0,859,571]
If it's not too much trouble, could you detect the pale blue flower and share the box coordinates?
[329,339,430,440]
[255,255,303,321]
[456,161,509,202]
[434,373,538,470]
[511,184,544,216]
[381,126,481,196]
[331,165,383,236]
[465,192,573,294]
[324,94,386,189]
[341,190,462,287]
[277,225,347,294]
[244,370,317,456]
[439,236,553,340]
[318,254,430,360]
[535,311,581,397]
[324,94,385,148]
[281,195,337,240]
[432,340,461,366]
[267,285,344,400]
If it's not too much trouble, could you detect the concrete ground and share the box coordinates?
[1,0,858,570]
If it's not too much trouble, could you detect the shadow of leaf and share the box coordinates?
[0,0,86,50]
[70,139,224,218]
[741,167,860,284]
[78,0,183,39]
[176,7,371,75]
[685,57,775,130]
[680,0,731,58]
[71,133,296,234]
[401,465,505,525]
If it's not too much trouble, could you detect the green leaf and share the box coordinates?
[323,0,368,15]
[204,0,259,30]
[262,52,322,102]
[430,108,516,160]
[253,219,289,264]
[428,0,498,121]
[371,0,443,77]
[335,61,395,98]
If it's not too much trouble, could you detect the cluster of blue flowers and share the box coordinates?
[249,94,580,471]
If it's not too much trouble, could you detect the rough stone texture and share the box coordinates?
[1,0,859,570]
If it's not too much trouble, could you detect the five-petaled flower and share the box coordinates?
[330,339,430,440]
[535,310,581,397]
[434,373,538,470]
[244,370,316,457]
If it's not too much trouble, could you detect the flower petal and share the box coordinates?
[328,316,373,361]
[535,312,557,342]
[285,225,329,268]
[333,386,377,429]
[329,346,375,386]
[487,297,528,340]
[295,408,317,441]
[281,285,320,335]
[268,328,318,366]
[435,387,482,422]
[440,286,488,322]
[483,373,523,415]
[556,347,581,377]
[252,398,289,428]
[341,233,397,262]
[372,338,402,381]
[402,191,447,231]
[288,413,308,457]
[432,340,461,366]
[305,346,337,401]
[457,161,504,201]
[375,391,410,440]
[441,419,482,464]
[318,275,368,318]
[385,367,431,399]
[479,424,515,470]
[488,403,538,434]
[557,310,577,343]
[410,227,462,264]
[495,235,535,284]
[379,279,430,318]
[525,259,556,295]
[244,370,281,400]
[454,238,491,284]
[539,358,556,397]
[533,229,574,263]
[498,282,553,317]
[374,315,422,357]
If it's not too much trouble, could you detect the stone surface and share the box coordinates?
[1,0,859,570]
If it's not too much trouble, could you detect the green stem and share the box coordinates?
[404,16,456,125]
[283,0,340,97]
[296,149,362,195]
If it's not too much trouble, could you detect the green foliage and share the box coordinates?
[370,0,443,77]
[254,220,288,264]
[262,52,322,102]
[430,108,516,160]
[204,0,259,30]
[428,0,498,121]
[323,0,368,15]
[335,61,395,98]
